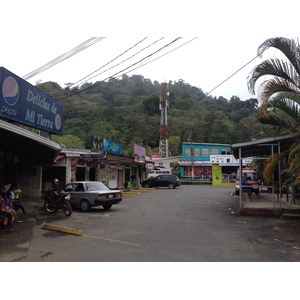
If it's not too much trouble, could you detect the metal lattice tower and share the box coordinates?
[159,82,169,158]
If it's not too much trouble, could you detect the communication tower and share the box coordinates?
[159,82,169,158]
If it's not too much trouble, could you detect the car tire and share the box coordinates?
[144,183,151,188]
[80,199,92,212]
[103,204,112,210]
[168,182,175,189]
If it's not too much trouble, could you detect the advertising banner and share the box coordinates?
[0,67,63,134]
[212,164,222,185]
[152,153,160,159]
[102,138,123,154]
[134,144,145,163]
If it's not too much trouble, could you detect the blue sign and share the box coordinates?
[102,139,123,154]
[0,67,63,134]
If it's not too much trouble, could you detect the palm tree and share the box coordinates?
[247,37,300,185]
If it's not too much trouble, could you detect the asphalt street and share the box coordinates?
[2,185,300,262]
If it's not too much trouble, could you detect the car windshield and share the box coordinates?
[84,182,110,191]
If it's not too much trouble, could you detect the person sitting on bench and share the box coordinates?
[241,173,259,202]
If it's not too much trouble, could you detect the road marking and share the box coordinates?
[83,234,141,247]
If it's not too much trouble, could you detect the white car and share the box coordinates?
[64,181,122,212]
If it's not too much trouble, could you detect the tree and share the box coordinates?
[168,136,181,156]
[247,37,300,183]
[51,134,85,148]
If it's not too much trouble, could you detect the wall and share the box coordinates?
[20,166,43,198]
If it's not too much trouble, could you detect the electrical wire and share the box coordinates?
[184,52,266,110]
[73,37,165,87]
[71,37,150,87]
[120,37,198,76]
[22,37,104,80]
[59,38,183,99]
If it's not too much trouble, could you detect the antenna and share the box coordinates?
[159,82,169,158]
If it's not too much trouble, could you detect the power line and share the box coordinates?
[71,37,150,87]
[60,38,183,100]
[186,52,264,109]
[121,37,198,76]
[22,37,105,80]
[73,37,165,87]
[205,53,261,96]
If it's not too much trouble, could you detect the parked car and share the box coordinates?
[142,174,180,189]
[235,168,259,195]
[63,181,122,212]
[147,169,172,179]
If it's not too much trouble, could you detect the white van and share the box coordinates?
[147,169,171,179]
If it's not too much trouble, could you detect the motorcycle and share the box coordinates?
[42,189,72,217]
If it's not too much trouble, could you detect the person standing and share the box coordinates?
[14,183,22,202]
[131,173,136,186]
[8,184,26,214]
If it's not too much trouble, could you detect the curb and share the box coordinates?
[42,223,84,236]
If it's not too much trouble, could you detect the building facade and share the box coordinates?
[178,142,253,180]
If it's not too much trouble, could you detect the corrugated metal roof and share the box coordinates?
[231,133,296,158]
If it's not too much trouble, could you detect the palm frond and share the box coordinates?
[261,77,300,104]
[248,59,296,94]
[257,113,298,132]
[263,153,284,184]
[279,139,300,183]
[257,37,300,75]
[269,98,300,121]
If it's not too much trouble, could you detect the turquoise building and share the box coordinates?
[178,142,233,180]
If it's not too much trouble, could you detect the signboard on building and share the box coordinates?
[92,136,122,154]
[210,155,253,165]
[152,153,160,159]
[0,67,63,134]
[102,139,122,154]
[134,144,145,163]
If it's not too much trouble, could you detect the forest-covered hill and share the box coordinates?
[36,74,264,156]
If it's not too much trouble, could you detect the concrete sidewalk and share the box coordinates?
[239,191,300,216]
[0,197,41,262]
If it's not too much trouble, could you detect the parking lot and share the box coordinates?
[2,185,300,262]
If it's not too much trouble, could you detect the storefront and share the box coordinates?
[44,147,146,190]
[0,67,63,197]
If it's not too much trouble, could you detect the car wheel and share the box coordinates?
[80,199,92,212]
[144,183,151,188]
[168,182,175,189]
[103,204,112,210]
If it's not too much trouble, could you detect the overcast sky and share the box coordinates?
[1,1,299,102]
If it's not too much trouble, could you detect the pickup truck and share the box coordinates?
[64,181,122,212]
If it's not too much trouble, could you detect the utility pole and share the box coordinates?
[189,132,194,179]
[159,82,169,158]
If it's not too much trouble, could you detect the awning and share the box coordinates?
[0,120,61,164]
[178,159,212,166]
[231,133,296,159]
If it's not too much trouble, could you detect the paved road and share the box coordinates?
[2,185,300,261]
